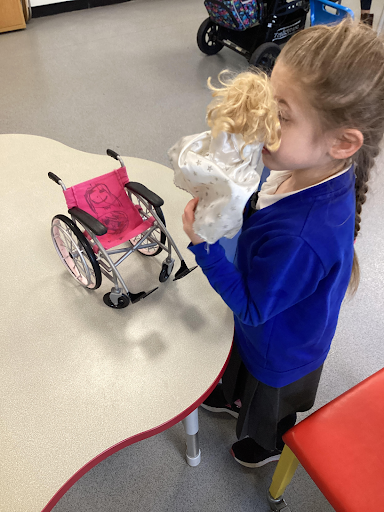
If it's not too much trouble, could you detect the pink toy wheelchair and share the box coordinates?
[49,149,196,309]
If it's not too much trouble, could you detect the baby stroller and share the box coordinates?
[197,0,352,72]
[49,149,196,309]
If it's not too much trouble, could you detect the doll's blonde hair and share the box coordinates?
[206,69,281,152]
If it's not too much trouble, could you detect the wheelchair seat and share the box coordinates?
[63,166,155,250]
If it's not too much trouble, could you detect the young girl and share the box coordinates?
[182,19,384,468]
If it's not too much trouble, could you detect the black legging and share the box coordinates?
[361,0,372,10]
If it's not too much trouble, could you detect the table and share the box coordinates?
[0,135,233,512]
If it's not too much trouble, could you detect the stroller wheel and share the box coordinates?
[51,215,102,290]
[249,42,281,74]
[197,18,224,56]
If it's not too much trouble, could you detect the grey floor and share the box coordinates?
[1,0,384,511]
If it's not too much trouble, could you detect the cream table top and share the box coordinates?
[0,135,233,512]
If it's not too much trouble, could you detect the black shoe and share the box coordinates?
[231,437,281,468]
[360,13,374,27]
[200,384,241,419]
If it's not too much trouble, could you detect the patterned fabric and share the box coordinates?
[204,0,262,31]
[63,167,155,250]
[168,130,263,245]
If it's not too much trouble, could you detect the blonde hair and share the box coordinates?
[279,19,384,294]
[206,69,281,152]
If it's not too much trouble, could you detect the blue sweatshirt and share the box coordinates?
[189,167,355,387]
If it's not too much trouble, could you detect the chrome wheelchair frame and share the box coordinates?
[49,149,196,309]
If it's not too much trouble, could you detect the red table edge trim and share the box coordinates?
[41,344,233,512]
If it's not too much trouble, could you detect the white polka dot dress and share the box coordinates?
[168,130,262,244]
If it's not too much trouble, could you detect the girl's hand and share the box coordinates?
[182,197,205,245]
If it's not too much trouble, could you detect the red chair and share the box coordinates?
[268,368,384,512]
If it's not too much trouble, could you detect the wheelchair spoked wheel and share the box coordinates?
[51,215,102,289]
[129,200,166,257]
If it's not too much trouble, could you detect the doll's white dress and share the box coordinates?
[168,130,262,244]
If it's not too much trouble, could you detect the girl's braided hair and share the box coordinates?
[279,18,384,294]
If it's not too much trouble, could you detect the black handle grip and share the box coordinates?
[107,149,120,160]
[48,172,62,184]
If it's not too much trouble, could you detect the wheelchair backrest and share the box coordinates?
[63,167,150,249]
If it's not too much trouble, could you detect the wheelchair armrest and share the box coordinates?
[125,182,164,208]
[68,207,107,236]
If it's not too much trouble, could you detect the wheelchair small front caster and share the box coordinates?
[159,259,174,283]
[103,292,130,309]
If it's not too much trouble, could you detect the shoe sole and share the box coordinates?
[230,449,281,468]
[200,403,239,418]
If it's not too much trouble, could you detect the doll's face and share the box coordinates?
[262,61,334,173]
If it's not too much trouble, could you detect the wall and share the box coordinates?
[31,0,75,6]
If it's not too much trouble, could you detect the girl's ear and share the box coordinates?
[329,129,364,160]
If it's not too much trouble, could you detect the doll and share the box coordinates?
[168,69,281,245]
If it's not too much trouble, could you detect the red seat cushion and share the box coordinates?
[283,368,384,512]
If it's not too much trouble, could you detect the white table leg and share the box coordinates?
[182,408,201,467]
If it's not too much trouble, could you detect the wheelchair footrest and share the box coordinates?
[129,287,158,304]
[173,260,197,281]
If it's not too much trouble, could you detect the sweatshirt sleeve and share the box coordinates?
[188,236,325,326]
